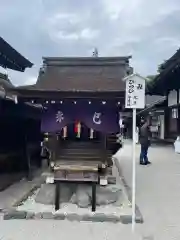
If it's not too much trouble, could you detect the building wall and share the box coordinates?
[166,90,179,139]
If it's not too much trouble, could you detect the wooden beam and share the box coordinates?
[10,89,125,100]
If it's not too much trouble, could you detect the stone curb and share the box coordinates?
[2,160,143,224]
[1,176,42,216]
[12,185,40,208]
[4,210,27,220]
[3,210,135,223]
[113,157,144,224]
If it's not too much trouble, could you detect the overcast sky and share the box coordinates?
[0,0,180,86]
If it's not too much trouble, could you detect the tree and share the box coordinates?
[146,75,157,81]
[157,60,167,73]
[146,75,157,92]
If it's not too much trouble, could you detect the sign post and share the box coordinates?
[124,73,146,232]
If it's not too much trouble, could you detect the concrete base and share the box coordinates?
[5,180,139,223]
[4,210,136,223]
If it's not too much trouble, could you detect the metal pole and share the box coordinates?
[132,108,136,232]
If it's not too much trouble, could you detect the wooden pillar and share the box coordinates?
[23,134,32,180]
[101,133,107,165]
[47,134,57,164]
[37,148,42,169]
[164,108,169,139]
[177,90,180,135]
[91,182,96,212]
[55,181,60,211]
[177,107,180,136]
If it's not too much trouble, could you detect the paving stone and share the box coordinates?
[81,214,96,222]
[4,213,13,220]
[120,215,132,224]
[54,213,66,220]
[66,213,82,221]
[34,212,42,219]
[0,180,39,210]
[135,215,144,223]
[42,212,54,219]
[4,210,27,220]
[11,210,27,219]
[91,213,107,222]
[82,213,119,222]
[102,214,120,223]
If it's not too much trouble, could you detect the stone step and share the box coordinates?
[57,156,102,161]
[64,146,101,150]
[62,148,101,153]
[59,152,111,158]
[63,143,101,149]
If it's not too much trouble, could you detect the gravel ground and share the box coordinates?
[16,186,130,216]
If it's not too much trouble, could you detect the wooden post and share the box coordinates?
[55,181,60,211]
[103,134,106,164]
[24,134,32,180]
[177,90,180,136]
[101,133,106,164]
[37,143,42,169]
[91,182,96,212]
[164,108,169,139]
[178,107,180,136]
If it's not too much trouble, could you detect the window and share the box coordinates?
[172,108,178,119]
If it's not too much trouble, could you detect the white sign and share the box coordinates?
[123,73,146,233]
[125,75,145,109]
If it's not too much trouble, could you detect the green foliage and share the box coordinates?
[146,75,157,91]
[157,60,167,73]
[146,75,156,81]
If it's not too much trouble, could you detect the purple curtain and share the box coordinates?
[41,103,120,134]
[80,104,119,133]
[41,105,74,133]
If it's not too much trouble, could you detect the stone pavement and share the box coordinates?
[0,141,180,239]
[115,140,180,239]
[0,176,41,211]
[0,220,140,240]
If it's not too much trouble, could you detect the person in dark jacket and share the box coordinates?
[139,119,151,165]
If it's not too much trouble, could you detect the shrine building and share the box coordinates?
[143,48,180,142]
[0,36,42,188]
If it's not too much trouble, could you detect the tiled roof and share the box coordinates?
[0,36,33,71]
[16,56,132,92]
